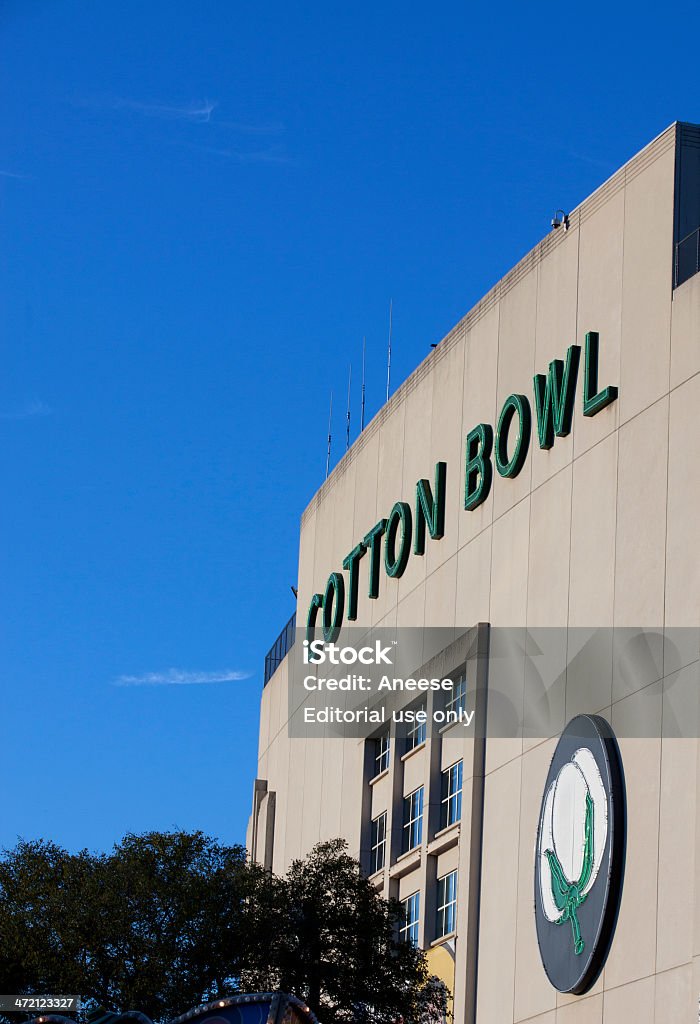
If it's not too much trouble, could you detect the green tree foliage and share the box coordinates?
[241,840,445,1024]
[0,834,447,1024]
[0,833,258,1021]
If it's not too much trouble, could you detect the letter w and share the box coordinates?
[533,345,580,450]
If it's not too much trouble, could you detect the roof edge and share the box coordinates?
[300,121,682,528]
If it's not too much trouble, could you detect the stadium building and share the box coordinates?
[248,122,700,1023]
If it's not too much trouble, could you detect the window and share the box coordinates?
[406,702,426,751]
[400,891,420,946]
[445,675,466,718]
[440,760,463,829]
[436,870,458,938]
[374,732,390,776]
[370,811,387,874]
[403,786,424,852]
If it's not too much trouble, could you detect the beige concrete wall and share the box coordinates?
[251,123,700,1022]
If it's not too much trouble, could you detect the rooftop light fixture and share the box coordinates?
[551,209,570,231]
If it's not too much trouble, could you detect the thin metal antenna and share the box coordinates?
[361,336,366,431]
[386,298,393,403]
[346,364,352,451]
[325,391,333,478]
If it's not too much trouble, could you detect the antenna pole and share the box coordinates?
[346,364,352,451]
[326,391,333,478]
[386,298,393,403]
[361,336,366,431]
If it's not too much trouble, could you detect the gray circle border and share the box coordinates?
[534,714,626,995]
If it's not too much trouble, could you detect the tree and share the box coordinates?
[0,834,447,1024]
[0,838,99,998]
[0,832,258,1021]
[241,839,447,1024]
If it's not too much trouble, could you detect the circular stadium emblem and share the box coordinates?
[534,714,626,994]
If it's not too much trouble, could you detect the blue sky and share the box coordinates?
[1,1,698,854]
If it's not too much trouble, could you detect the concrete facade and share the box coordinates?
[248,123,700,1023]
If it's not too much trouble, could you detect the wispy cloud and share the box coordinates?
[77,95,294,165]
[184,142,297,165]
[109,97,217,123]
[0,169,29,180]
[82,96,286,138]
[0,398,51,420]
[216,119,286,136]
[113,668,251,687]
[563,148,616,172]
[506,126,615,172]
